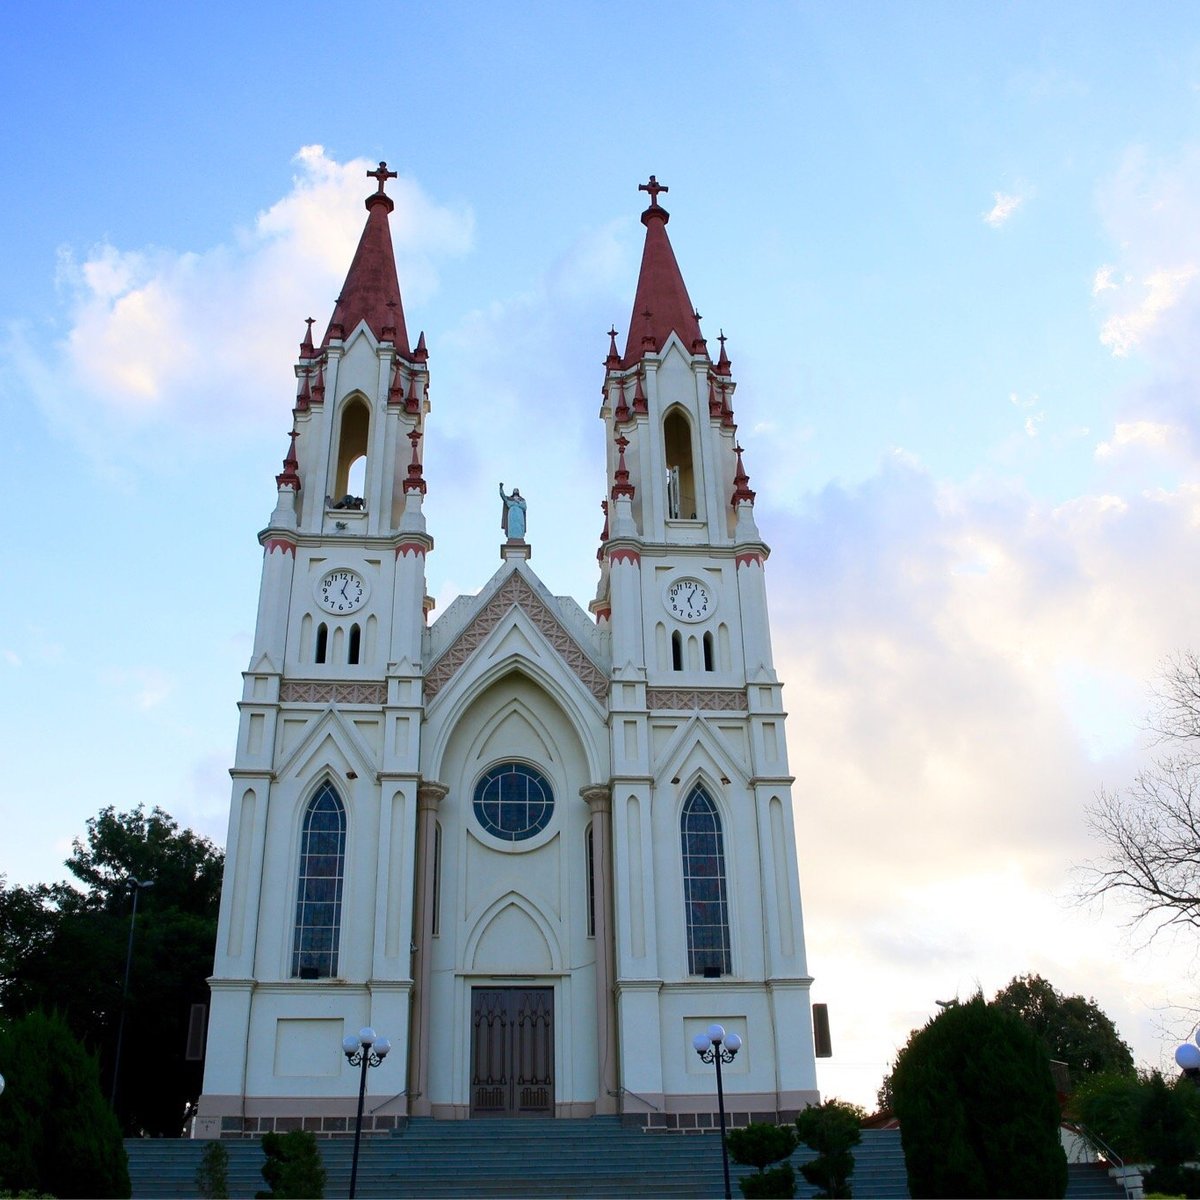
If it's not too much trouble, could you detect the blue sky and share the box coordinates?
[5,1,1200,1107]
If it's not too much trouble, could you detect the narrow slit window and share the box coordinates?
[703,631,714,672]
[585,823,596,938]
[348,623,361,665]
[431,821,442,938]
[315,623,328,664]
[671,630,683,671]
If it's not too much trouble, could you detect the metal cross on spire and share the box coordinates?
[367,161,398,194]
[638,175,668,206]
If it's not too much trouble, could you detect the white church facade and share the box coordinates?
[196,168,819,1136]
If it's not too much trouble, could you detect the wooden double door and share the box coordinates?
[469,986,554,1117]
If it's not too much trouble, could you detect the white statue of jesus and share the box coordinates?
[499,483,527,540]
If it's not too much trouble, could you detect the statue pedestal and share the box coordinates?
[501,539,531,561]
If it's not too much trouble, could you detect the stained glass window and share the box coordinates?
[292,782,346,978]
[473,762,554,842]
[681,785,732,975]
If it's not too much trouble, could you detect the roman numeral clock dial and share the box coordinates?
[665,578,713,622]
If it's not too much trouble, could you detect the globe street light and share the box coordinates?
[694,1023,742,1200]
[110,878,154,1113]
[343,1026,390,1199]
[1175,1029,1200,1085]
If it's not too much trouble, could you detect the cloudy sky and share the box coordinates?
[5,1,1200,1107]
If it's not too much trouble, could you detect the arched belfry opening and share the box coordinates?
[333,396,370,501]
[664,407,698,520]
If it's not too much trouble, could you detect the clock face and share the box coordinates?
[316,569,366,614]
[666,578,713,623]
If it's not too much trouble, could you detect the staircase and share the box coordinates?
[124,1121,1133,1199]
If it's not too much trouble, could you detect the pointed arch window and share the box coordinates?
[664,407,698,520]
[681,785,731,976]
[332,397,370,504]
[292,782,346,979]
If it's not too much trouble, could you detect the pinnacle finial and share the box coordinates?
[403,429,427,494]
[731,442,755,506]
[276,427,301,491]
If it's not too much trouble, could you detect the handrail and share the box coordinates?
[1068,1121,1136,1200]
[608,1086,662,1113]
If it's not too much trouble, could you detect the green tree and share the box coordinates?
[891,994,1067,1199]
[992,974,1134,1085]
[727,1123,797,1198]
[795,1099,865,1199]
[0,806,223,1135]
[1073,1069,1200,1169]
[196,1140,230,1199]
[0,1010,130,1198]
[256,1130,325,1200]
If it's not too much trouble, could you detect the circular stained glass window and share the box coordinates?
[473,762,555,842]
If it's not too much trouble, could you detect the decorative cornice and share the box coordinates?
[396,541,428,559]
[646,687,748,712]
[264,537,297,556]
[424,571,607,702]
[735,551,765,569]
[609,548,641,566]
[279,681,387,704]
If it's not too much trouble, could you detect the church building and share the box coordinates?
[196,167,819,1136]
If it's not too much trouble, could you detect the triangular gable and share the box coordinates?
[273,706,378,783]
[425,571,607,702]
[654,714,751,790]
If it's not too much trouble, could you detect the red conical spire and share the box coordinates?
[322,162,410,354]
[715,329,731,376]
[731,443,755,506]
[276,428,301,491]
[403,429,427,494]
[605,326,621,369]
[296,368,312,412]
[299,317,315,359]
[622,176,703,367]
[612,434,635,499]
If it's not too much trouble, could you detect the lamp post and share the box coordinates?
[693,1023,742,1200]
[110,878,153,1111]
[342,1026,390,1199]
[1174,1029,1200,1085]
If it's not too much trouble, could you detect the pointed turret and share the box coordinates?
[322,162,410,353]
[299,317,316,359]
[622,176,703,366]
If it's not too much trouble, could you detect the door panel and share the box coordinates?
[470,986,553,1117]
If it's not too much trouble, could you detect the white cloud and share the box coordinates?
[761,454,1200,1103]
[1092,264,1119,295]
[983,190,1026,228]
[25,146,473,440]
[1095,419,1186,461]
[1099,265,1197,356]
